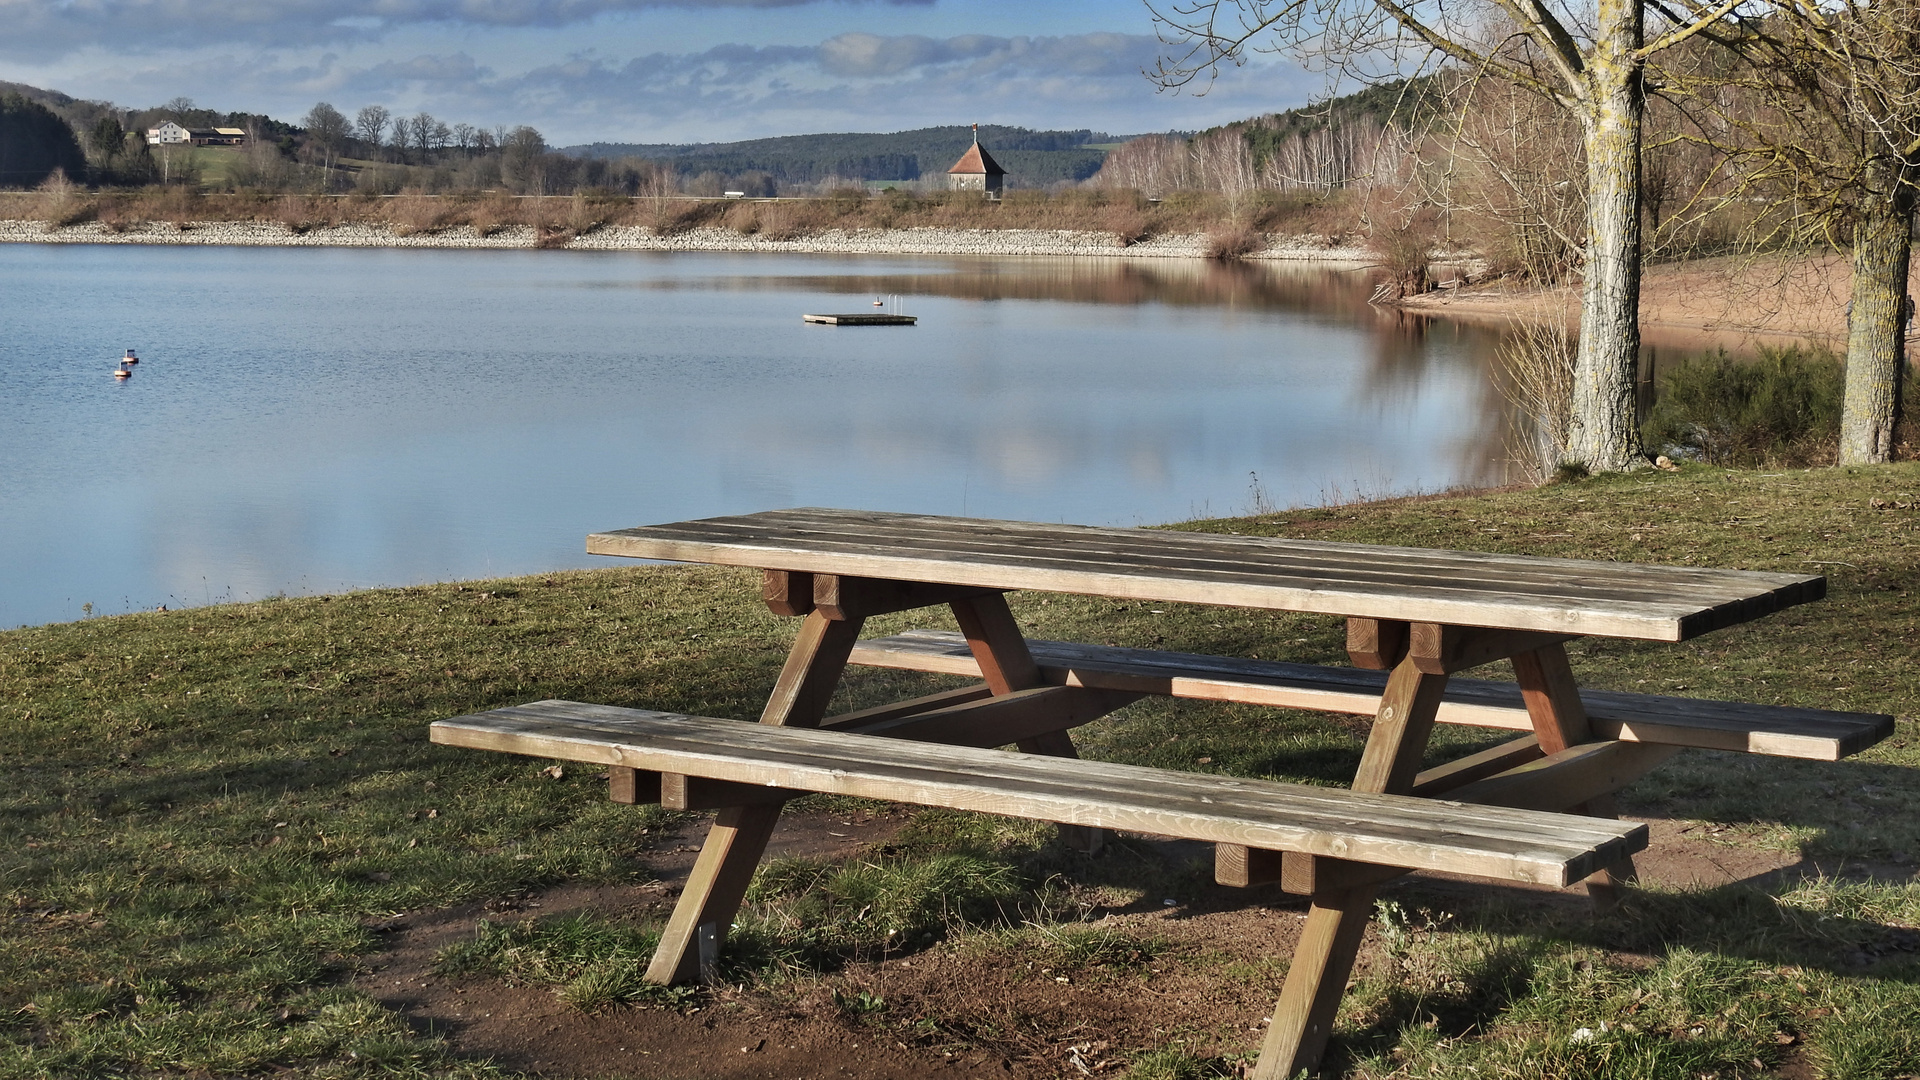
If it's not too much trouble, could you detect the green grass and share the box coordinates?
[4,463,1920,1076]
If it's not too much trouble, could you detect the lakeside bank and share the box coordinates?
[3,463,1917,1078]
[0,219,1375,261]
[1403,253,1920,352]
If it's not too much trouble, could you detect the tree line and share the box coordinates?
[1143,0,1918,472]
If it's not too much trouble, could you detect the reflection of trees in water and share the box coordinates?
[660,258,1518,492]
[1355,305,1514,491]
[663,257,1389,315]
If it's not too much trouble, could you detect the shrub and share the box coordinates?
[1642,346,1846,467]
[1205,226,1261,259]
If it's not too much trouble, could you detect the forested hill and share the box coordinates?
[566,124,1165,186]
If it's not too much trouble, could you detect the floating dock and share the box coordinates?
[802,313,918,326]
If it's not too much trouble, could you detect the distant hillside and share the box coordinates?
[1232,78,1439,168]
[0,92,85,188]
[565,124,1176,187]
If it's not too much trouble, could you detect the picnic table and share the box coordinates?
[433,507,1892,1078]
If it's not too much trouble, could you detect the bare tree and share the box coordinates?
[354,105,390,156]
[1190,127,1259,220]
[405,112,444,162]
[1148,0,1778,472]
[1662,4,1920,463]
[1436,73,1587,283]
[302,102,350,176]
[501,125,549,194]
[1775,2,1920,463]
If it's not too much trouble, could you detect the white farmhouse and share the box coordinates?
[145,123,246,146]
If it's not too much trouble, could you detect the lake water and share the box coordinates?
[0,244,1513,628]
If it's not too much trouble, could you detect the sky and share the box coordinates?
[0,0,1324,146]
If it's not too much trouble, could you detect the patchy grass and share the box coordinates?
[4,463,1920,1076]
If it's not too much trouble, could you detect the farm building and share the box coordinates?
[146,122,245,146]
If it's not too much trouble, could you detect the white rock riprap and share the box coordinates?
[0,219,1373,261]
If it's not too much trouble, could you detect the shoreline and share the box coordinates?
[0,219,1376,261]
[1402,253,1920,351]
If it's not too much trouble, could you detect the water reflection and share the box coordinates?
[3,246,1516,628]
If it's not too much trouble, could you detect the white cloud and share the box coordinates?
[0,0,933,58]
[5,28,1315,144]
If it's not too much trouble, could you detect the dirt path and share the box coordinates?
[354,804,1909,1080]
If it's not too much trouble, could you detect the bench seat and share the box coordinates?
[431,700,1647,888]
[848,630,1893,761]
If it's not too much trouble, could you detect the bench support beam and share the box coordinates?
[1409,734,1544,797]
[841,684,1143,747]
[1258,655,1448,1079]
[646,609,865,985]
[953,593,1105,853]
[1514,642,1638,911]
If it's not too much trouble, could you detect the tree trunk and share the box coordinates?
[1839,165,1916,465]
[1566,0,1647,472]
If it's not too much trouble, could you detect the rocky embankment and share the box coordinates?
[0,219,1371,260]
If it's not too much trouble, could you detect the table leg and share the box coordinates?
[644,610,866,984]
[1513,643,1639,912]
[1255,655,1448,1079]
[950,593,1102,853]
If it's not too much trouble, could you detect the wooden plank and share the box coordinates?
[1409,624,1577,674]
[1223,733,1540,885]
[1447,741,1682,811]
[760,611,865,727]
[1410,735,1544,797]
[1257,650,1445,1080]
[813,576,1000,621]
[1346,618,1408,670]
[1254,884,1376,1080]
[609,765,659,805]
[950,593,1041,694]
[1514,643,1593,754]
[647,805,779,984]
[660,773,798,810]
[648,609,863,985]
[838,685,1142,747]
[1350,660,1449,794]
[950,592,1103,852]
[603,509,1799,604]
[1278,852,1408,895]
[762,570,813,617]
[1511,641,1636,910]
[848,631,1892,761]
[431,702,1648,886]
[819,684,995,730]
[587,509,1824,641]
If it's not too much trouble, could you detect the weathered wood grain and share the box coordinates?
[588,509,1824,640]
[1410,735,1545,797]
[431,701,1647,887]
[1446,741,1681,811]
[850,631,1893,761]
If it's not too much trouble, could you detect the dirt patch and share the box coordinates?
[356,806,1006,1080]
[1401,254,1920,355]
[357,809,1893,1079]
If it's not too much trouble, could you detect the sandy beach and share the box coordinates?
[1404,252,1920,352]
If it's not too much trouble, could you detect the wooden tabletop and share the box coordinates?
[588,508,1823,641]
